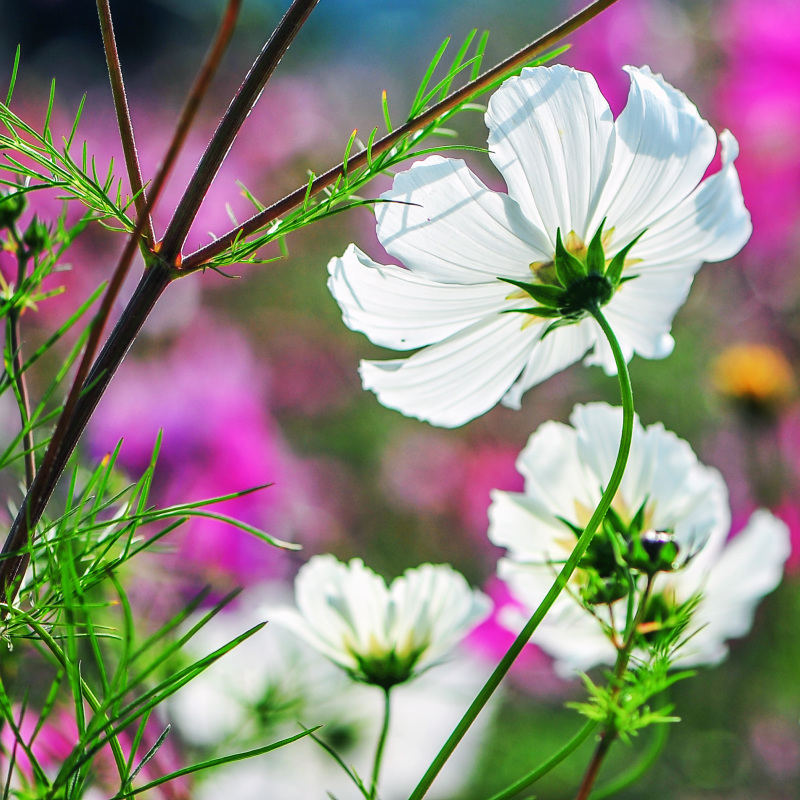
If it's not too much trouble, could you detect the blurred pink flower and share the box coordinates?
[716,0,800,295]
[565,0,695,114]
[0,706,75,780]
[267,329,359,417]
[381,432,468,514]
[88,319,333,588]
[749,715,800,782]
[457,443,525,538]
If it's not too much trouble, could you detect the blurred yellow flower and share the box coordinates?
[712,344,795,408]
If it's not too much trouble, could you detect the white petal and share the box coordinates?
[571,403,636,493]
[533,602,618,676]
[514,418,599,520]
[677,511,790,667]
[359,312,539,428]
[587,270,691,372]
[488,490,576,562]
[376,156,551,283]
[291,556,391,665]
[328,245,510,350]
[391,564,490,668]
[486,65,615,242]
[633,131,752,268]
[501,320,597,409]
[596,66,717,244]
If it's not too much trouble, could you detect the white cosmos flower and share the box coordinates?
[488,403,791,677]
[275,556,491,687]
[170,585,498,800]
[328,64,751,427]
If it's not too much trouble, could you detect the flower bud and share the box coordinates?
[0,190,26,230]
[580,569,633,606]
[22,216,50,254]
[626,530,679,575]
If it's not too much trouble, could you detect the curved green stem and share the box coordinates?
[487,720,598,800]
[407,306,635,800]
[370,688,392,799]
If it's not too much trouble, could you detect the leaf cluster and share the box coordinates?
[567,658,691,745]
[0,49,136,235]
[0,435,307,798]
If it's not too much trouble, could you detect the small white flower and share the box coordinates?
[328,64,751,427]
[488,403,791,676]
[170,585,498,800]
[275,556,490,687]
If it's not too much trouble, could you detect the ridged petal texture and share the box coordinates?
[274,556,490,686]
[328,65,752,427]
[487,402,790,676]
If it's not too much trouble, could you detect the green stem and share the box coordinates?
[7,227,35,489]
[370,688,392,800]
[574,574,656,800]
[407,305,635,800]
[487,720,598,800]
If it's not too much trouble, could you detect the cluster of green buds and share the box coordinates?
[502,220,644,335]
[564,499,681,609]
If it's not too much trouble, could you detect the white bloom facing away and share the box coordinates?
[276,556,491,687]
[328,65,751,427]
[488,403,791,677]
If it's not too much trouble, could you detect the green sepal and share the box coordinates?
[605,229,646,286]
[554,228,588,287]
[540,315,578,339]
[629,496,649,535]
[501,306,562,318]
[580,570,633,606]
[603,503,627,536]
[498,277,565,308]
[555,515,583,537]
[22,215,50,254]
[586,219,607,275]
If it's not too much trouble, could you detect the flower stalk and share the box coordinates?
[6,224,36,489]
[574,573,657,800]
[370,688,392,800]
[407,305,635,800]
[96,0,156,249]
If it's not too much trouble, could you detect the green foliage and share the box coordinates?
[0,51,135,234]
[195,33,568,273]
[0,435,308,797]
[566,660,689,745]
